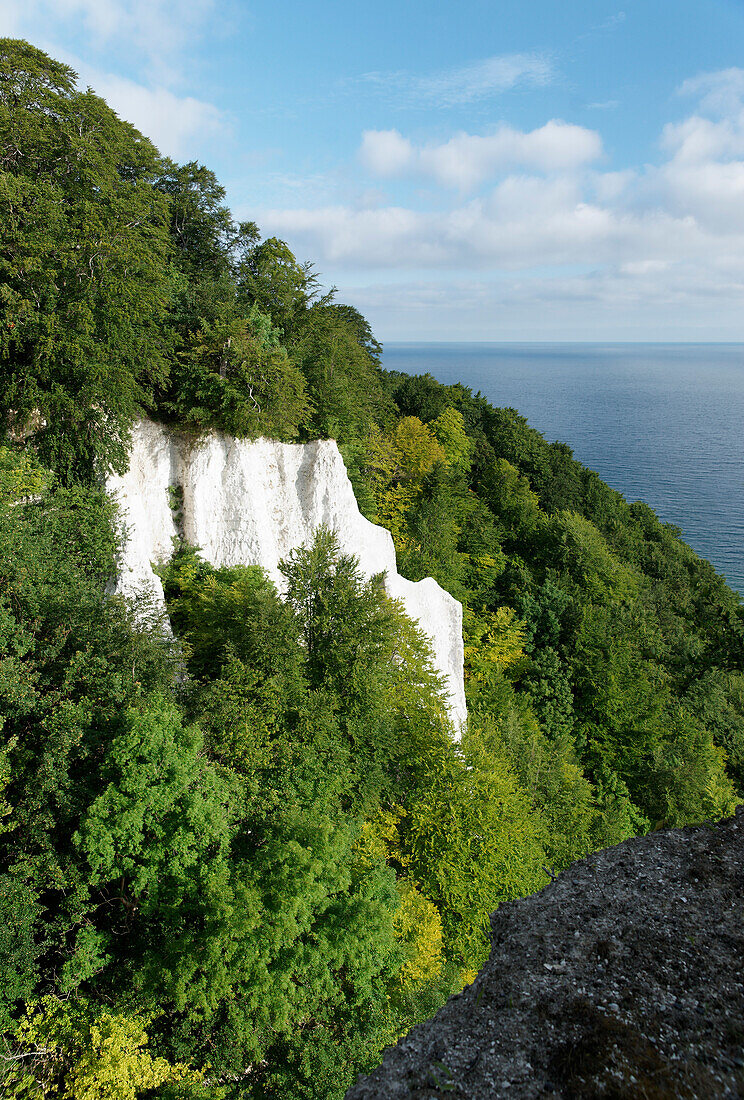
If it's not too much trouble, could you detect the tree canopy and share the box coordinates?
[2,39,743,1100]
[0,40,174,481]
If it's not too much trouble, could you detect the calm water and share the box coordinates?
[383,343,744,598]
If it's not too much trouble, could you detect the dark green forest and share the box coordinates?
[1,41,742,1099]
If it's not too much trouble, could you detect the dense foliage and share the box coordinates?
[1,39,742,1100]
[0,42,174,482]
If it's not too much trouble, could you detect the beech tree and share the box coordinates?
[3,42,744,1098]
[0,40,174,481]
[236,227,322,341]
[293,304,390,442]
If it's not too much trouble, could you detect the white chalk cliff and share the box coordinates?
[107,419,467,731]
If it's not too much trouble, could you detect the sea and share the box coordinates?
[382,343,744,599]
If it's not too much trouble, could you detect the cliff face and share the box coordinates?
[107,419,467,730]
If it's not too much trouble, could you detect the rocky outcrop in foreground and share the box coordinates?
[347,808,744,1099]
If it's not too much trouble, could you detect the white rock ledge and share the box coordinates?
[107,419,467,732]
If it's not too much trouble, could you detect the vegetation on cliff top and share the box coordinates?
[1,40,742,1100]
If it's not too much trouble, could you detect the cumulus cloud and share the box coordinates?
[359,130,414,177]
[651,67,744,233]
[359,122,603,191]
[0,1,228,160]
[660,69,744,207]
[658,159,744,233]
[1,0,216,73]
[357,52,553,106]
[84,70,225,158]
[259,65,744,331]
[259,187,718,273]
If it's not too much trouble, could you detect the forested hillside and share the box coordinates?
[1,41,742,1099]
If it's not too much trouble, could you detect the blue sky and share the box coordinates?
[4,0,744,340]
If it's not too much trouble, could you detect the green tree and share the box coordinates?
[4,998,201,1100]
[402,723,548,973]
[0,40,174,481]
[0,457,179,1027]
[294,305,389,442]
[165,310,309,439]
[236,227,322,341]
[430,406,473,473]
[156,159,236,286]
[279,528,452,804]
[156,536,454,1090]
[684,669,744,794]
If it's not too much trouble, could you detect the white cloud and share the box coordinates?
[580,11,626,38]
[357,52,553,107]
[661,113,744,163]
[0,0,28,36]
[359,130,413,177]
[651,66,744,235]
[678,68,744,116]
[259,187,722,274]
[359,122,603,191]
[0,9,228,160]
[1,0,216,75]
[662,68,744,170]
[414,53,554,105]
[344,257,744,341]
[590,169,636,202]
[259,63,744,341]
[659,159,744,231]
[85,70,225,158]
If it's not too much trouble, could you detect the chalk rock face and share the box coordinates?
[107,419,467,731]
